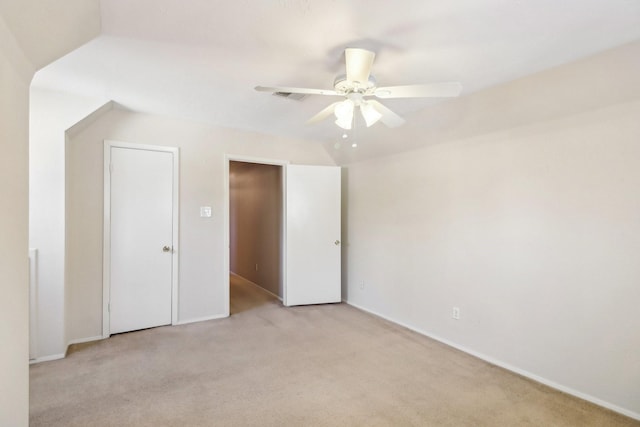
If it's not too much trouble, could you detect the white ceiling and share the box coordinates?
[32,0,640,163]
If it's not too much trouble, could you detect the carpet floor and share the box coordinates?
[30,275,638,426]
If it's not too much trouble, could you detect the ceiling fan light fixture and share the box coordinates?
[360,102,382,127]
[334,99,354,130]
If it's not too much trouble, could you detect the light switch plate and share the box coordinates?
[200,206,212,218]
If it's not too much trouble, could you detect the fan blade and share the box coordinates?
[345,48,375,84]
[306,102,342,125]
[374,82,462,99]
[368,100,406,128]
[255,86,338,96]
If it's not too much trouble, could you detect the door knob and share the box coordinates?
[334,240,340,246]
[162,246,171,252]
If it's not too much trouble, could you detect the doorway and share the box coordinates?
[228,160,284,314]
[224,156,342,315]
[103,141,179,336]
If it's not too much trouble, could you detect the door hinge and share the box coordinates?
[109,163,113,174]
[108,302,110,312]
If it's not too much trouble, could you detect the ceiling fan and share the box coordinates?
[255,48,462,130]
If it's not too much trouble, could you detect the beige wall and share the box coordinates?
[230,161,282,297]
[0,3,100,423]
[64,103,114,342]
[65,108,334,341]
[343,47,640,416]
[0,16,31,425]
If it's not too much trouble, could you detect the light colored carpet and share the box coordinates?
[30,275,638,426]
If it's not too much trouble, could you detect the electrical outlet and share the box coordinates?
[359,281,365,290]
[452,307,460,320]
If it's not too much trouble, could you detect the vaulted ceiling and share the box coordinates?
[30,0,640,163]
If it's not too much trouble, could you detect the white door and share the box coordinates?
[109,146,174,334]
[285,164,341,306]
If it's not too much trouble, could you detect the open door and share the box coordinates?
[284,164,341,306]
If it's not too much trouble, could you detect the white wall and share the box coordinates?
[343,50,640,416]
[0,14,32,426]
[65,108,334,341]
[29,89,109,359]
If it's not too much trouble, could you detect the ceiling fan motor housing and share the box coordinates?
[333,74,377,95]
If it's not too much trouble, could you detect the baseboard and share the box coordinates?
[29,353,65,365]
[67,335,104,346]
[231,272,283,301]
[175,313,228,326]
[345,300,640,421]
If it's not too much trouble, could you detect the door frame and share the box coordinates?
[102,140,180,338]
[224,155,289,315]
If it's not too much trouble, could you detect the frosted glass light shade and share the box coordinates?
[360,101,382,127]
[334,99,354,130]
